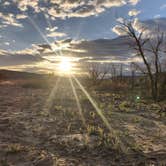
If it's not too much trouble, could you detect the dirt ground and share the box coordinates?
[0,77,166,166]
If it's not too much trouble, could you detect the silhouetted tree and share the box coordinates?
[111,64,117,80]
[145,29,164,100]
[115,18,165,101]
[119,63,123,82]
[87,63,109,85]
[130,62,136,90]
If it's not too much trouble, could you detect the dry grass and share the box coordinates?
[0,76,165,165]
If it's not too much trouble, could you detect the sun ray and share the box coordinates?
[57,56,73,74]
[42,12,64,57]
[27,10,67,59]
[72,75,113,132]
[43,77,61,113]
[43,13,53,30]
[25,8,111,133]
[42,12,62,56]
[69,76,86,127]
[26,15,59,56]
[27,16,51,45]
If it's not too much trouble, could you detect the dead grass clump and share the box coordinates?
[6,144,25,154]
[96,80,129,92]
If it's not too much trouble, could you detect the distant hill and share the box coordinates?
[0,70,46,80]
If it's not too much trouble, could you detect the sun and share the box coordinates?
[58,57,72,73]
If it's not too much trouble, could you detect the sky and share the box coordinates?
[0,0,166,51]
[0,0,166,74]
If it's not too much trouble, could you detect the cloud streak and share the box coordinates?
[46,26,67,38]
[1,0,140,20]
[0,48,43,66]
[0,12,23,27]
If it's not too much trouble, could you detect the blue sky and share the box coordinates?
[0,0,166,51]
[137,0,166,19]
[0,0,166,73]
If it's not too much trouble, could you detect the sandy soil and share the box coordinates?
[0,78,166,166]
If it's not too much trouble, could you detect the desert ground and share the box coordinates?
[0,71,166,166]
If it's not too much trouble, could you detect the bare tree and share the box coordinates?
[131,62,147,75]
[145,29,164,100]
[130,62,136,90]
[87,63,109,85]
[111,64,117,80]
[116,19,165,101]
[119,63,123,82]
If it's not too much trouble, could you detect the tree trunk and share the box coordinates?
[150,76,158,101]
[134,37,157,101]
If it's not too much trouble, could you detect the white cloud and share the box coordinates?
[0,12,23,27]
[0,0,142,22]
[16,14,28,19]
[128,0,140,6]
[0,0,142,21]
[13,48,39,55]
[47,31,67,38]
[0,48,43,67]
[154,14,161,19]
[112,25,128,36]
[17,0,39,12]
[112,17,147,36]
[4,42,10,46]
[116,17,125,23]
[113,17,166,38]
[3,1,10,6]
[46,26,58,32]
[160,4,166,10]
[46,25,67,38]
[0,49,8,55]
[1,0,138,19]
[128,9,141,16]
[0,24,7,29]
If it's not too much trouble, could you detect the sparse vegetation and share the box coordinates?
[6,144,24,154]
[0,70,165,165]
[1,0,166,164]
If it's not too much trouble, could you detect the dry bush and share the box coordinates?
[96,79,129,92]
[158,73,166,99]
[86,63,110,86]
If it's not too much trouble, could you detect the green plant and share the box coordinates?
[133,117,141,123]
[119,101,131,112]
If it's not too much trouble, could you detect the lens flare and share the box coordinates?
[58,57,72,73]
[69,76,86,126]
[72,75,113,132]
